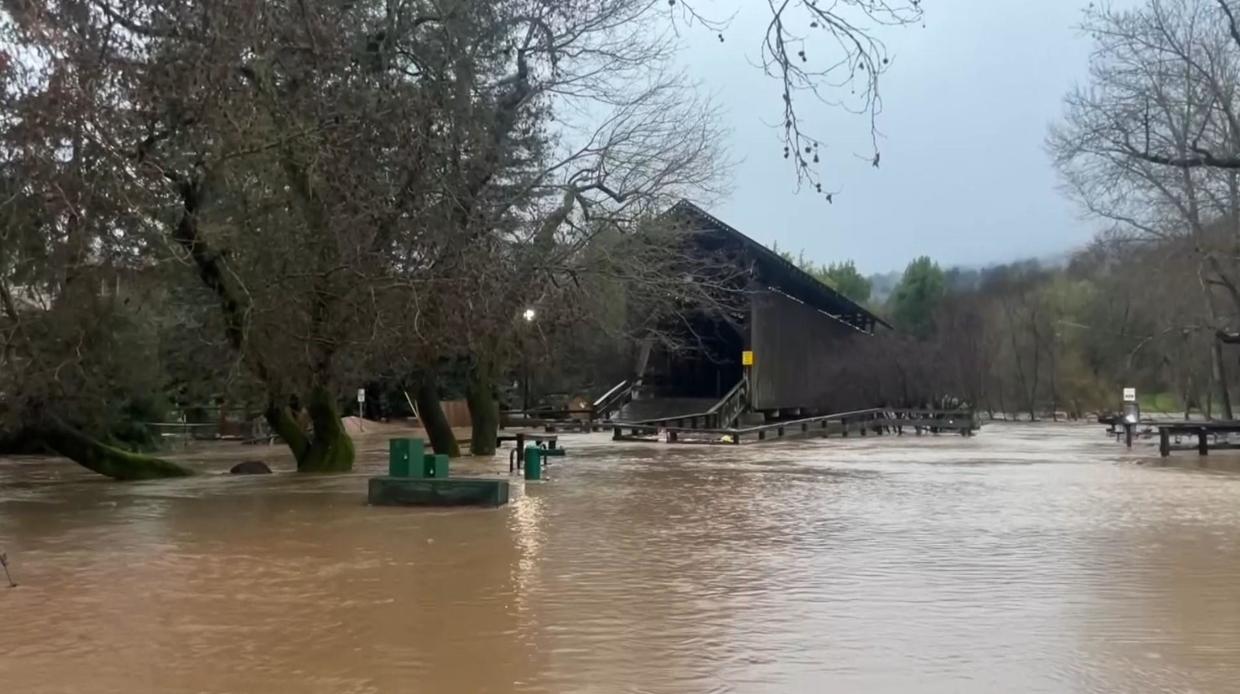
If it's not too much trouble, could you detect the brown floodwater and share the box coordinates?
[3,423,1240,693]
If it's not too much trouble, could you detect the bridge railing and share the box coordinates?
[592,380,634,419]
[612,407,979,444]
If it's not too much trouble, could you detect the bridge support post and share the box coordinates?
[1159,428,1171,457]
[1198,429,1209,456]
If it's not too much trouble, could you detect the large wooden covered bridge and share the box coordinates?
[595,200,895,435]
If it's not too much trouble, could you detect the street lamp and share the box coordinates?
[521,308,537,410]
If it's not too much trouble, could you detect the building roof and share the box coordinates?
[669,199,889,333]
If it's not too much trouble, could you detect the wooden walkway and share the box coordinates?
[1109,418,1240,456]
[1152,421,1240,457]
[610,408,979,445]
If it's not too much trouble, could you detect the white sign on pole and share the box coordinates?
[1122,387,1136,403]
[357,388,366,403]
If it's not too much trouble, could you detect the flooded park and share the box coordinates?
[12,0,1240,691]
[4,423,1240,693]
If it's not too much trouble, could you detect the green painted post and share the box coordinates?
[524,445,542,481]
[389,438,424,478]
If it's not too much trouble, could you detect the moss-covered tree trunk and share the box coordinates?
[41,420,195,481]
[300,386,354,472]
[264,388,353,472]
[414,373,460,457]
[465,363,500,456]
[265,399,309,461]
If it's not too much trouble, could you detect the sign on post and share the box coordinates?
[741,350,754,366]
[1122,387,1136,403]
[357,388,366,431]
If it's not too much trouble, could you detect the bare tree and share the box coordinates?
[1051,0,1240,417]
[1069,0,1240,170]
[674,0,924,196]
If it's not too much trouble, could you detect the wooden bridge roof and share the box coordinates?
[669,200,889,333]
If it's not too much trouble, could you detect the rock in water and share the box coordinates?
[230,461,272,475]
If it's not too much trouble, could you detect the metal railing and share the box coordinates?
[609,378,750,430]
[612,407,979,444]
[592,380,635,420]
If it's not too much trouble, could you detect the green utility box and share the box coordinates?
[421,453,449,479]
[524,445,543,481]
[389,438,425,478]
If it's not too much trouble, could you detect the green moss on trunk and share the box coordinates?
[298,387,354,472]
[265,400,309,461]
[415,374,460,457]
[465,365,499,456]
[42,420,195,480]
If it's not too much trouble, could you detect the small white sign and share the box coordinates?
[1122,387,1136,403]
[357,388,366,403]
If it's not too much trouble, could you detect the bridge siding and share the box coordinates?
[749,291,861,412]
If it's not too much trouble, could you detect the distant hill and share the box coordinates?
[868,252,1074,302]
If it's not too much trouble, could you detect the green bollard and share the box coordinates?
[389,438,424,478]
[524,445,542,481]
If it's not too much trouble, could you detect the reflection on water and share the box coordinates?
[4,424,1240,693]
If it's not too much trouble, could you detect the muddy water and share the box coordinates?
[3,424,1240,693]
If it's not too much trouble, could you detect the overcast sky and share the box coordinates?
[679,0,1106,274]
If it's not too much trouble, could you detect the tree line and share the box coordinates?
[847,246,1219,420]
[800,0,1240,421]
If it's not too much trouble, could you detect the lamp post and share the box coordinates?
[522,308,536,412]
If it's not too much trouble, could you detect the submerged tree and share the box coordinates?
[2,0,448,472]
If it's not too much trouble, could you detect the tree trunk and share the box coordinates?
[415,372,460,457]
[996,380,1009,421]
[1212,337,1234,420]
[264,389,353,472]
[265,399,309,460]
[297,386,354,472]
[1048,337,1059,422]
[41,420,194,481]
[465,364,500,456]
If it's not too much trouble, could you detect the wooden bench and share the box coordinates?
[497,432,561,471]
